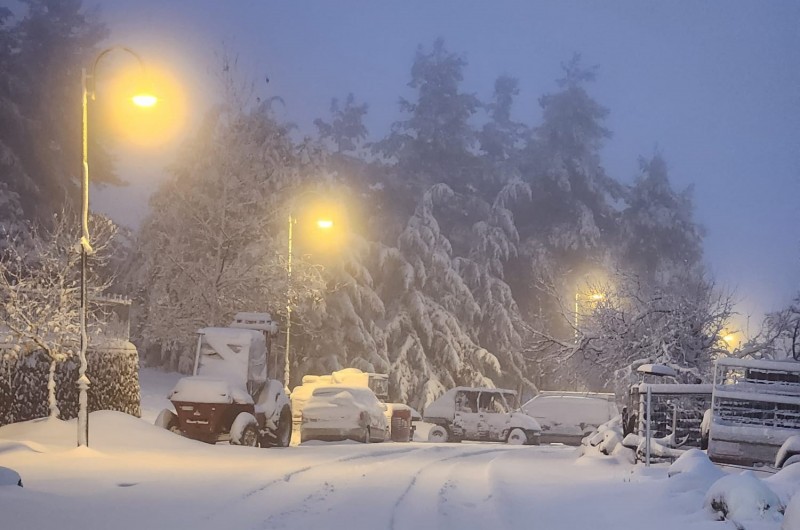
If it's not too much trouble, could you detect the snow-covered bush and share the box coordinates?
[783,494,800,530]
[666,449,724,493]
[704,471,784,524]
[0,344,140,426]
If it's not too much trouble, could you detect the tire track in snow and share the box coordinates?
[241,445,423,500]
[388,446,511,530]
[435,449,504,530]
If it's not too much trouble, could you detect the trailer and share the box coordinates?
[707,357,800,466]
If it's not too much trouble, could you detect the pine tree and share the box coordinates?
[619,154,704,284]
[375,39,481,193]
[314,93,368,154]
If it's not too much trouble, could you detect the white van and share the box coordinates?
[522,391,619,445]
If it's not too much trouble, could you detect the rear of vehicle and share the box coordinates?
[522,392,618,445]
[708,358,800,466]
[301,386,388,443]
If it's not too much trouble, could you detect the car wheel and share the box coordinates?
[506,428,528,445]
[428,425,449,443]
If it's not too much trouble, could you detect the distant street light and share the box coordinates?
[284,203,339,389]
[575,290,605,337]
[78,47,158,447]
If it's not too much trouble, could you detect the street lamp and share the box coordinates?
[78,47,157,447]
[574,291,604,336]
[284,210,335,389]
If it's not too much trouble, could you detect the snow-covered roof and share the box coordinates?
[635,383,713,395]
[229,312,278,334]
[715,357,800,372]
[636,364,677,377]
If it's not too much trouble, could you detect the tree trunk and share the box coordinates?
[48,358,60,419]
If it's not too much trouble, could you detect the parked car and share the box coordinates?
[301,386,388,443]
[0,466,22,487]
[423,387,541,445]
[521,391,619,445]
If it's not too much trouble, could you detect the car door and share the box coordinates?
[479,391,514,441]
[453,390,481,440]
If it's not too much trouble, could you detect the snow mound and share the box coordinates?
[667,449,724,492]
[704,470,784,523]
[783,494,800,530]
[0,411,207,453]
[766,460,800,507]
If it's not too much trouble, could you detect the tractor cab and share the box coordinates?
[155,312,293,448]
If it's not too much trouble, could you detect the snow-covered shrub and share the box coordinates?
[783,494,800,530]
[0,344,140,426]
[704,471,784,523]
[766,460,800,509]
[666,449,724,493]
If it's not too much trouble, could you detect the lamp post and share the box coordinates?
[79,47,156,447]
[283,211,335,389]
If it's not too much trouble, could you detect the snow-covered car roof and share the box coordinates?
[304,386,383,421]
[522,394,619,435]
[634,383,713,395]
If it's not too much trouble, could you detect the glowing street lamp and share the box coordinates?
[575,291,605,336]
[78,47,158,447]
[284,207,337,388]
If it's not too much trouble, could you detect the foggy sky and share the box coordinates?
[92,0,800,325]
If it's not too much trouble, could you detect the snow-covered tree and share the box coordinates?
[375,38,481,193]
[528,269,735,395]
[0,210,117,417]
[314,93,368,154]
[4,0,114,224]
[619,154,704,284]
[132,77,326,373]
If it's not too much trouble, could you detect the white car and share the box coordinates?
[301,386,388,443]
[423,387,541,445]
[522,391,619,446]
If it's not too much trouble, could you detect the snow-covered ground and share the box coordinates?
[0,368,794,530]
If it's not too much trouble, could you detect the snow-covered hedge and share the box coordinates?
[0,343,140,426]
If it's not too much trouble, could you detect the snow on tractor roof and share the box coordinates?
[195,327,268,389]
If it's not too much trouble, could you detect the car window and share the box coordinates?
[455,391,478,413]
[479,392,509,414]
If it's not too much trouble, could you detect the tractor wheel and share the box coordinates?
[230,412,259,447]
[155,409,180,435]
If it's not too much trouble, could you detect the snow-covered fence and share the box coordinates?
[630,383,713,449]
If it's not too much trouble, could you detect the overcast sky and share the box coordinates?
[91,0,800,327]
